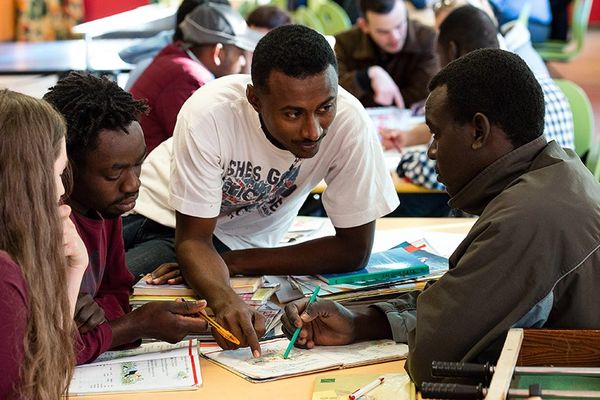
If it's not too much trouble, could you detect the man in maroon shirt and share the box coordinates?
[44,72,208,364]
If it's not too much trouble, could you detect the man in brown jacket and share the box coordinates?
[334,0,438,108]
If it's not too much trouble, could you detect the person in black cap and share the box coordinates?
[130,2,262,153]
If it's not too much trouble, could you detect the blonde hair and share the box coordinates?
[0,89,75,399]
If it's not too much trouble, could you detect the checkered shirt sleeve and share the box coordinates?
[539,75,575,149]
[397,148,446,191]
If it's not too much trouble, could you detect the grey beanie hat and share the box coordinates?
[179,3,263,51]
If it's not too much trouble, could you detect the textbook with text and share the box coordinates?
[68,340,201,395]
[201,338,408,382]
[317,247,429,285]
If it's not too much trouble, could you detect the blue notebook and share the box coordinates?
[317,247,429,285]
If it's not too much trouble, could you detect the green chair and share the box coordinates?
[237,0,258,18]
[293,6,325,33]
[308,0,351,35]
[533,0,593,62]
[554,79,594,158]
[586,137,600,181]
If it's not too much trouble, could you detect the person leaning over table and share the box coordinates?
[281,48,600,388]
[139,24,399,357]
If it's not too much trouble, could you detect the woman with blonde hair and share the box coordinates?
[0,89,88,399]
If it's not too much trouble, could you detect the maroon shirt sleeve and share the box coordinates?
[0,251,28,398]
[74,217,136,364]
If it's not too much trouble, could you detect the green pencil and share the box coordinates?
[282,285,321,359]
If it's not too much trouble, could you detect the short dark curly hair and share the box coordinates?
[43,72,148,165]
[358,0,397,18]
[438,6,499,55]
[246,5,291,30]
[251,24,337,92]
[429,48,545,147]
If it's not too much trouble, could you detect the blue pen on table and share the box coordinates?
[282,285,321,359]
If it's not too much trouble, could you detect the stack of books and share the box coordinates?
[130,276,271,307]
[282,239,449,306]
[129,276,283,341]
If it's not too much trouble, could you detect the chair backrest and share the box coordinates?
[554,79,594,157]
[309,0,351,35]
[237,0,258,18]
[293,6,325,33]
[586,136,600,181]
[572,0,594,53]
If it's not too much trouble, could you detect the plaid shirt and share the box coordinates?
[398,76,575,190]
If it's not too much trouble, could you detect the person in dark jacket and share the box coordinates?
[281,48,600,387]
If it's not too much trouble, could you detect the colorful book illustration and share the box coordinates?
[200,338,408,382]
[68,340,201,395]
[397,240,449,275]
[132,275,264,296]
[317,247,429,285]
[312,373,416,400]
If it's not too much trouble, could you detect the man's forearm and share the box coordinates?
[349,304,393,342]
[109,311,144,348]
[406,123,432,146]
[176,238,238,308]
[224,223,375,275]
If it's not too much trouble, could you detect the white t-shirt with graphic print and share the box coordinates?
[160,74,398,250]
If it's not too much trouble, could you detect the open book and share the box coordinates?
[68,340,201,395]
[200,338,408,382]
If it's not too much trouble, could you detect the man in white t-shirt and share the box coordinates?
[132,25,398,355]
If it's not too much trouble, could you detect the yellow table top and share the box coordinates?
[312,173,443,194]
[78,358,407,400]
[77,218,475,399]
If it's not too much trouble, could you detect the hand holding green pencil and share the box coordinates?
[281,294,386,352]
[283,286,321,359]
